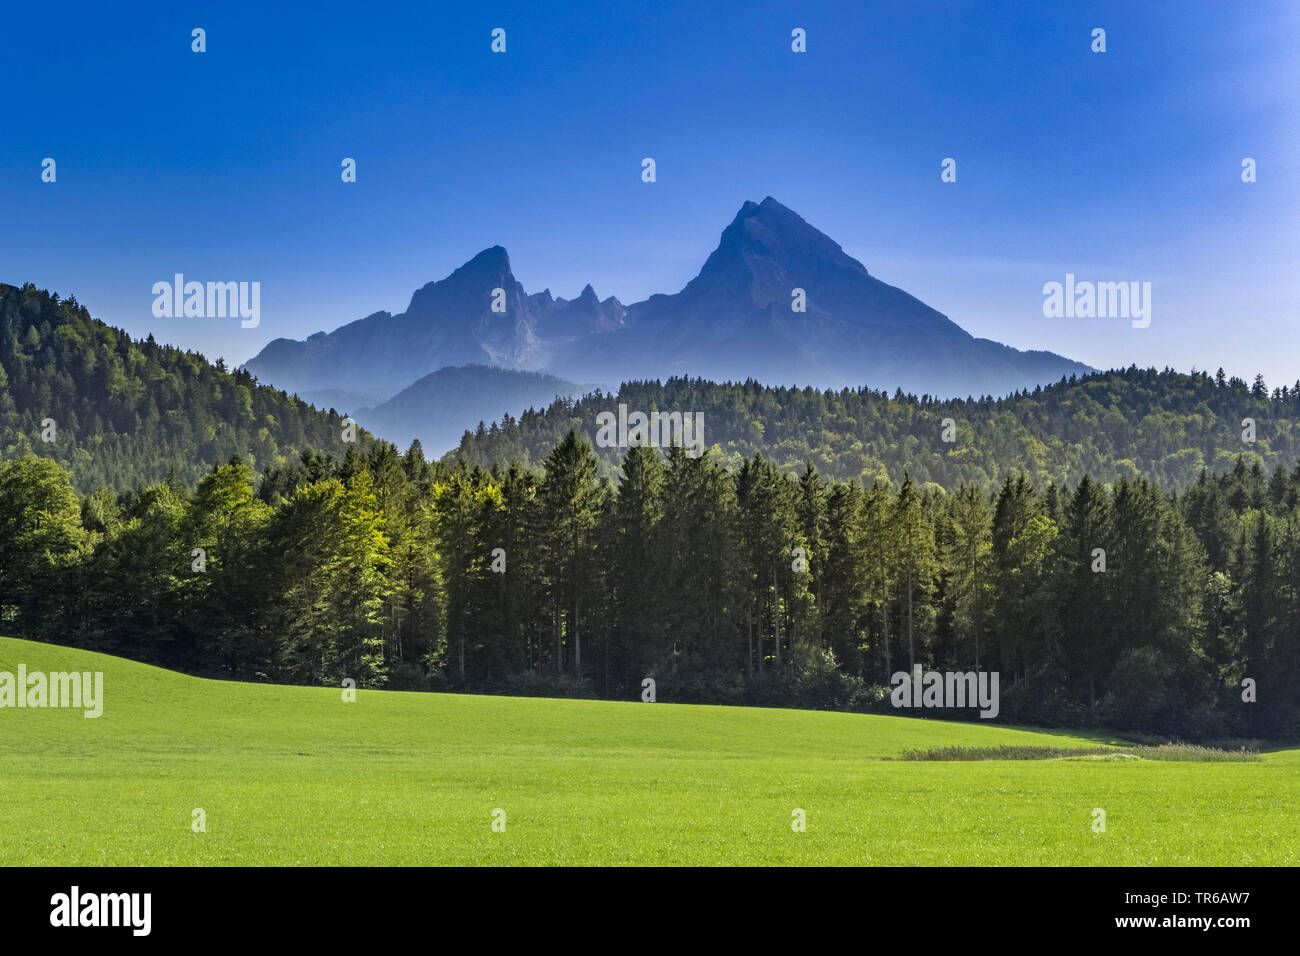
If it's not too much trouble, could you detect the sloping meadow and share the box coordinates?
[1,636,1295,865]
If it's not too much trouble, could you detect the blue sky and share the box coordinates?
[3,0,1298,386]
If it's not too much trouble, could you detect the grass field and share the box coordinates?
[1,636,1296,865]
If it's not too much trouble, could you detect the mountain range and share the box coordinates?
[6,281,1294,499]
[242,197,1093,449]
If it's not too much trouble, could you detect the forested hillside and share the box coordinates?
[2,283,1297,740]
[452,368,1300,491]
[8,280,1296,499]
[4,435,1297,740]
[0,283,370,491]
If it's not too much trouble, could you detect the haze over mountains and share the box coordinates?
[245,247,626,409]
[243,198,1092,450]
[356,366,587,455]
[9,280,1296,500]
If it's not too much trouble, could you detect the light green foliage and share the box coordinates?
[1,636,1295,866]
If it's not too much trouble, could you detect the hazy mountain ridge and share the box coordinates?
[242,197,1092,404]
[246,247,625,402]
[355,365,587,454]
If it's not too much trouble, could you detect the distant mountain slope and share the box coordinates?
[0,283,370,492]
[244,247,623,402]
[448,367,1300,492]
[356,364,586,455]
[242,197,1089,402]
[547,198,1093,394]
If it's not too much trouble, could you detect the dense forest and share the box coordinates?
[3,435,1296,740]
[452,369,1300,492]
[0,283,369,491]
[2,284,1297,741]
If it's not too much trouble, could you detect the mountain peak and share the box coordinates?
[733,196,796,222]
[464,245,511,270]
[406,245,516,316]
[733,196,821,238]
[245,197,1090,404]
[679,197,871,311]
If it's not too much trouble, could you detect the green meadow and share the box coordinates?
[0,636,1295,866]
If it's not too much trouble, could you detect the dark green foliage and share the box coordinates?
[451,369,1300,492]
[3,285,1299,741]
[900,745,1117,761]
[898,744,1260,762]
[4,437,1297,741]
[0,283,370,492]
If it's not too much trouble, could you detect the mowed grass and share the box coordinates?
[1,636,1296,865]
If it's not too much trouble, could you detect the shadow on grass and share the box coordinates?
[895,743,1262,762]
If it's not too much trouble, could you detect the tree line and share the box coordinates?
[0,283,367,493]
[453,367,1300,492]
[11,281,1300,502]
[3,435,1297,740]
